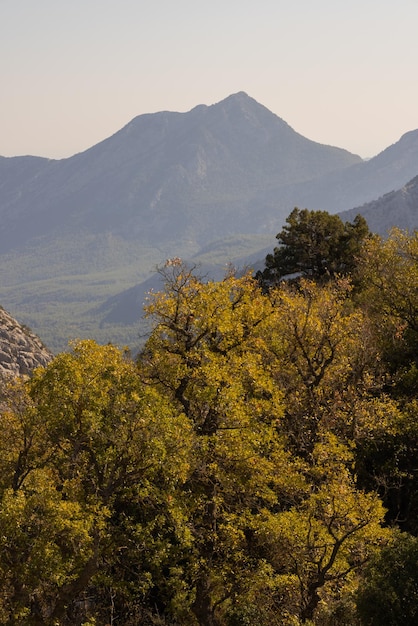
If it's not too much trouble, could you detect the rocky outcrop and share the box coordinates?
[0,306,52,378]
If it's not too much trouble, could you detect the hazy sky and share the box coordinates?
[2,0,418,159]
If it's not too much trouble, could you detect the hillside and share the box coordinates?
[1,92,418,351]
[339,174,418,235]
[268,129,418,215]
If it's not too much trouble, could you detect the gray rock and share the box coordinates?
[0,307,52,378]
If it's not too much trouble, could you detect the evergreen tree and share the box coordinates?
[257,208,370,288]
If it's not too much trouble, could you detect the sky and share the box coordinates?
[2,0,418,160]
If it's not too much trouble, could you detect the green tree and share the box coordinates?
[258,208,370,287]
[357,532,418,626]
[355,228,418,533]
[252,277,389,623]
[0,263,392,625]
[266,277,384,455]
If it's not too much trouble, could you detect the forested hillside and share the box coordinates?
[2,215,418,625]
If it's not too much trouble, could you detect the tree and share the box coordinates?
[249,276,389,623]
[140,263,297,626]
[266,277,384,455]
[0,340,192,625]
[357,532,418,625]
[257,208,370,288]
[0,263,392,625]
[254,435,387,624]
[355,228,418,533]
[357,228,418,367]
[140,263,388,625]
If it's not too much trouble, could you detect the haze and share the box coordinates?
[2,0,418,159]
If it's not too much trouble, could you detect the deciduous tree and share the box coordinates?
[140,263,295,625]
[0,340,191,624]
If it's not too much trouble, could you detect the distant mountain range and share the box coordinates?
[1,92,418,351]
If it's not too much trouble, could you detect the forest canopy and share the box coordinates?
[1,219,418,625]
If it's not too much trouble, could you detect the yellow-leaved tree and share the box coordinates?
[0,263,392,625]
[226,276,389,624]
[0,340,192,625]
[140,264,298,626]
[139,264,388,625]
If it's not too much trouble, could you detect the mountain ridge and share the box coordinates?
[0,92,362,250]
[340,173,418,235]
[1,92,418,351]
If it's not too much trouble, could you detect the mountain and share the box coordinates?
[0,306,52,378]
[273,129,418,215]
[339,174,418,235]
[0,92,361,253]
[1,92,418,351]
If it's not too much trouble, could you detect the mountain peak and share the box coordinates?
[398,129,418,146]
[188,92,265,118]
[191,92,251,111]
[220,91,250,102]
[5,93,412,351]
[212,91,271,113]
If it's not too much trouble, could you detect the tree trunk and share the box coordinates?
[48,552,99,624]
[300,585,321,623]
[192,573,220,626]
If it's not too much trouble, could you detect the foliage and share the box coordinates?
[140,264,292,625]
[138,262,388,625]
[355,228,418,532]
[268,277,381,452]
[0,340,192,624]
[257,208,370,287]
[6,221,418,624]
[357,227,418,367]
[357,532,418,625]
